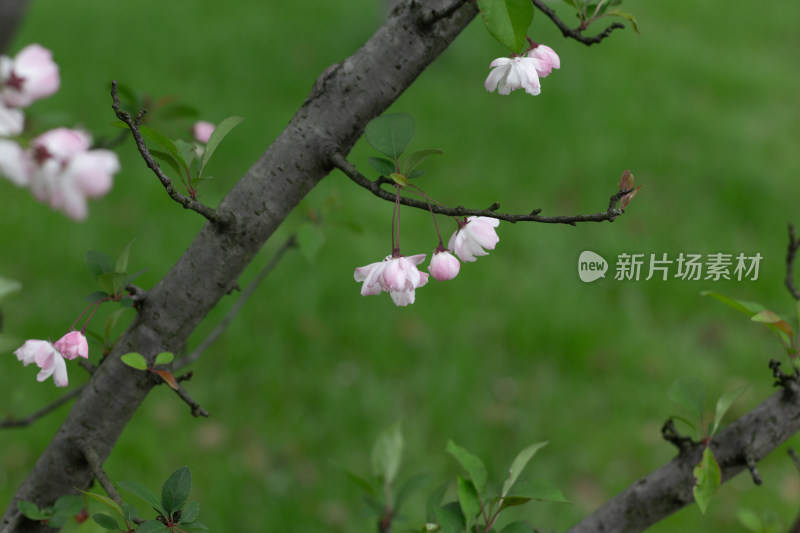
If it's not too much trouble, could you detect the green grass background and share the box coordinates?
[1,0,799,531]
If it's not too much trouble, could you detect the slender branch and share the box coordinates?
[566,366,800,533]
[531,0,625,46]
[0,386,84,429]
[176,234,298,370]
[110,81,225,225]
[169,379,209,418]
[785,224,800,300]
[330,152,629,225]
[81,444,124,507]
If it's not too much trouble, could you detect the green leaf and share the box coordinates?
[122,502,139,523]
[477,0,534,53]
[115,240,136,274]
[118,480,165,515]
[701,291,766,318]
[182,520,209,532]
[97,272,127,297]
[501,441,548,497]
[92,513,121,530]
[154,352,174,366]
[508,479,570,505]
[52,494,82,516]
[17,500,48,520]
[86,250,115,279]
[751,310,794,341]
[606,8,639,34]
[446,440,488,494]
[331,461,377,496]
[394,473,432,514]
[297,222,326,263]
[156,103,199,120]
[140,126,190,176]
[711,385,748,436]
[456,475,481,528]
[121,352,148,371]
[667,376,705,421]
[0,276,22,300]
[85,290,110,303]
[367,156,397,176]
[161,466,192,515]
[390,172,408,187]
[175,139,197,170]
[400,149,443,177]
[200,116,244,175]
[79,489,123,516]
[180,501,200,524]
[134,520,169,533]
[434,502,465,533]
[150,149,185,178]
[736,508,763,532]
[425,481,449,522]
[693,446,721,514]
[364,113,415,160]
[105,308,127,341]
[499,521,535,533]
[371,423,404,484]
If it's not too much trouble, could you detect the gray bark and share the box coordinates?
[567,381,800,533]
[0,1,478,530]
[0,0,28,53]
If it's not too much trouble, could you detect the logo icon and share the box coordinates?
[578,251,608,282]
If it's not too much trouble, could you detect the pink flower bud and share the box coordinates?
[192,121,215,144]
[54,330,89,360]
[0,44,60,108]
[429,250,460,281]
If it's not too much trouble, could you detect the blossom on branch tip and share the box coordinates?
[53,331,89,360]
[0,44,60,108]
[354,254,429,306]
[14,339,69,387]
[429,249,460,281]
[527,44,560,77]
[448,216,500,262]
[484,56,541,96]
[192,121,215,144]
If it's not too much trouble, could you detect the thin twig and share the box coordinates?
[176,234,298,369]
[745,450,763,486]
[170,379,209,418]
[330,152,630,225]
[81,444,125,507]
[785,224,800,300]
[0,386,84,429]
[531,0,625,46]
[110,81,226,225]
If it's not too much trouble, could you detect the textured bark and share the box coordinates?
[0,1,478,531]
[567,382,800,533]
[0,0,28,52]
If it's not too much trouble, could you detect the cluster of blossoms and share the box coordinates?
[354,216,500,306]
[0,44,120,220]
[484,44,560,96]
[14,331,89,387]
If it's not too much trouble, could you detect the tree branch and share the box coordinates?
[168,376,209,418]
[785,223,800,300]
[0,386,84,429]
[0,0,29,53]
[110,81,225,225]
[531,0,625,46]
[567,369,800,533]
[1,1,480,530]
[330,152,630,225]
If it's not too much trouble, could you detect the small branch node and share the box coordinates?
[171,382,210,418]
[419,0,468,27]
[745,450,763,486]
[661,419,696,452]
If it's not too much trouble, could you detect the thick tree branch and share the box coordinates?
[111,81,224,225]
[567,370,800,533]
[1,1,480,530]
[330,152,630,225]
[0,387,83,429]
[531,0,625,46]
[785,224,800,300]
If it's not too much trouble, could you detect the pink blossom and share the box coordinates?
[53,331,89,360]
[527,44,560,77]
[14,339,69,387]
[354,254,429,306]
[0,44,60,108]
[484,56,542,96]
[2,127,119,220]
[429,249,460,281]
[192,121,215,144]
[0,102,24,136]
[448,217,500,262]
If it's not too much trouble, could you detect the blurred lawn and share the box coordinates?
[2,1,800,532]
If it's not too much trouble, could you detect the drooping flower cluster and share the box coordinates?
[354,216,500,306]
[14,331,89,387]
[0,44,120,220]
[484,44,560,96]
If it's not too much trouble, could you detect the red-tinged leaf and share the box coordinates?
[155,370,179,390]
[751,310,794,337]
[620,185,642,209]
